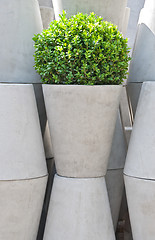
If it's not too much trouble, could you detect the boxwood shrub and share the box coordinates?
[33,12,131,85]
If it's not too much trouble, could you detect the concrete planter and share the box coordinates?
[0,84,48,238]
[124,175,155,240]
[43,85,122,178]
[52,0,127,31]
[124,82,155,239]
[0,0,43,83]
[44,174,115,240]
[0,84,47,180]
[128,1,155,84]
[0,177,47,240]
[124,82,155,180]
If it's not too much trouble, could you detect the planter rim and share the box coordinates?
[0,83,33,86]
[42,84,122,86]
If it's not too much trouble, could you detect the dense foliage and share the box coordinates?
[33,12,131,85]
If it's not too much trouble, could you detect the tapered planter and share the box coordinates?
[0,0,43,83]
[128,0,155,84]
[127,0,155,120]
[0,84,47,239]
[0,177,47,240]
[43,85,122,178]
[52,0,127,31]
[124,82,155,180]
[44,174,115,240]
[124,82,155,240]
[124,175,155,240]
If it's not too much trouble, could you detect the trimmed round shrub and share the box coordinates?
[33,12,131,85]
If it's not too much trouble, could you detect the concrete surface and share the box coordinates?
[106,169,124,231]
[0,84,47,180]
[128,23,155,83]
[43,85,122,178]
[124,82,155,180]
[126,82,142,119]
[44,174,115,240]
[121,7,130,36]
[106,110,127,231]
[39,0,53,7]
[0,0,43,83]
[119,86,132,145]
[124,175,155,240]
[108,111,127,170]
[52,0,127,31]
[37,159,55,240]
[33,83,47,135]
[128,1,155,83]
[126,0,145,53]
[40,7,54,29]
[0,176,47,240]
[43,121,54,159]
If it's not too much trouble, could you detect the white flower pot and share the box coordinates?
[0,84,48,238]
[0,0,43,83]
[124,175,155,240]
[44,174,115,240]
[43,85,122,178]
[52,0,127,31]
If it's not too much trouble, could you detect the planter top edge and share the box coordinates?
[0,83,33,86]
[42,84,123,88]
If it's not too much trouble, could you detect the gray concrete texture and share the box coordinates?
[0,176,47,240]
[43,85,122,178]
[106,110,127,232]
[126,82,142,119]
[43,121,54,159]
[128,1,155,83]
[44,174,115,240]
[124,175,155,240]
[0,84,47,180]
[106,169,124,231]
[124,82,155,180]
[52,0,127,32]
[0,0,42,83]
[108,111,127,170]
[126,0,145,52]
[121,7,130,36]
[40,7,55,29]
[38,0,53,7]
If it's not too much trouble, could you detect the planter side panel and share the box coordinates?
[43,85,122,178]
[0,176,47,240]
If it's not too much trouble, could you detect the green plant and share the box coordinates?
[33,12,131,85]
